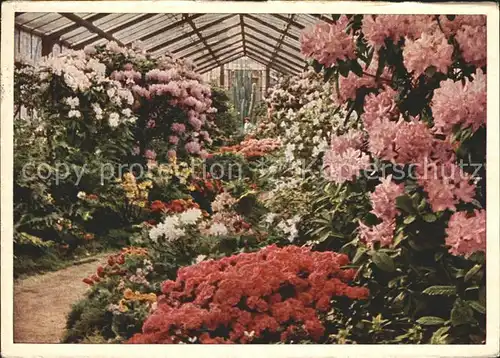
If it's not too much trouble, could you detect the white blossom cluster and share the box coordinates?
[148,208,203,243]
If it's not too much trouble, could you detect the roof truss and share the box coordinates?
[15,12,335,75]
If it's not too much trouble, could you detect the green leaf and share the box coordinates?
[467,300,486,314]
[353,247,367,264]
[422,213,437,223]
[350,60,363,77]
[371,251,396,272]
[446,15,456,21]
[375,50,386,81]
[464,264,482,282]
[451,298,475,326]
[416,316,446,326]
[396,195,415,214]
[338,61,350,77]
[311,59,323,73]
[430,326,450,344]
[423,285,456,296]
[403,215,416,225]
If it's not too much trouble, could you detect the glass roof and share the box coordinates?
[15,12,334,74]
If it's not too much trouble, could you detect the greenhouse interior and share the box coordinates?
[12,12,488,346]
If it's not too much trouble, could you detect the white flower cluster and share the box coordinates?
[277,215,302,242]
[207,222,229,236]
[148,208,202,243]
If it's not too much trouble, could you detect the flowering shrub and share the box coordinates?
[218,138,281,159]
[296,14,486,343]
[127,245,369,344]
[65,247,160,343]
[87,42,218,160]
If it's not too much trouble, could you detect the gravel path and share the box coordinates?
[14,255,107,343]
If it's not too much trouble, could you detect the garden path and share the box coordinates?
[14,254,108,343]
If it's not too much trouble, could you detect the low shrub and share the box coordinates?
[127,244,369,344]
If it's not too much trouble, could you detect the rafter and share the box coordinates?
[59,13,124,46]
[47,13,110,40]
[245,40,303,70]
[268,14,297,71]
[239,14,247,56]
[198,51,244,74]
[196,45,243,68]
[134,14,204,45]
[246,53,294,76]
[171,22,240,57]
[192,37,242,63]
[270,14,305,30]
[184,14,219,67]
[75,14,158,49]
[243,14,299,42]
[244,23,300,54]
[246,43,301,73]
[148,14,236,53]
[244,32,303,64]
[311,14,335,24]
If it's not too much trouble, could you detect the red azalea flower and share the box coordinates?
[126,245,369,344]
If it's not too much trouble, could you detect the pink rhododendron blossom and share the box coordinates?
[185,141,201,154]
[403,31,454,77]
[188,116,203,131]
[358,219,396,248]
[366,116,434,165]
[416,160,476,212]
[445,209,486,258]
[171,122,186,133]
[169,136,179,145]
[145,149,157,160]
[362,15,436,49]
[431,68,486,135]
[301,16,356,67]
[329,130,365,153]
[438,15,486,37]
[362,86,399,130]
[370,175,405,221]
[455,25,487,68]
[323,133,371,184]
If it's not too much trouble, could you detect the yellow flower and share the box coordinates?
[123,288,134,300]
[118,299,129,312]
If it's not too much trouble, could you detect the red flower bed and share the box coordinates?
[127,245,369,344]
[150,199,200,214]
[82,247,149,285]
[217,137,281,159]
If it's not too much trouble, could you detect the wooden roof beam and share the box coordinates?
[59,12,124,46]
